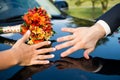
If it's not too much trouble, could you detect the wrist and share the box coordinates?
[9,49,20,65]
[96,20,111,36]
[91,23,106,39]
[0,49,19,70]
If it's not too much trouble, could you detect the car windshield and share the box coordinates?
[35,0,61,16]
[0,0,61,20]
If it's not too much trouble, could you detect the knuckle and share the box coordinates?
[80,40,86,47]
[43,49,49,52]
[67,41,73,45]
[30,46,36,50]
[70,47,76,51]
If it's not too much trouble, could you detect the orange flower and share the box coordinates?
[21,7,55,45]
[20,24,29,35]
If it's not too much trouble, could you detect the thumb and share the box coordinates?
[83,48,94,59]
[20,30,30,42]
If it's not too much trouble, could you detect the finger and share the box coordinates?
[61,46,80,57]
[57,35,74,42]
[61,28,75,33]
[33,41,51,49]
[20,30,30,42]
[83,48,94,59]
[36,54,55,60]
[36,48,56,54]
[32,60,50,65]
[55,41,74,50]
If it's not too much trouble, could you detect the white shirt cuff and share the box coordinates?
[97,20,111,36]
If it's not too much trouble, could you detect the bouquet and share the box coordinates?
[0,7,55,45]
[21,7,55,44]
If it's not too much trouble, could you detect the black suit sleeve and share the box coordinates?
[97,3,120,34]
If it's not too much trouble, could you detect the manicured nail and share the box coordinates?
[61,53,65,57]
[53,48,56,51]
[46,61,50,64]
[26,30,30,34]
[51,54,55,58]
[48,41,51,44]
[57,38,60,42]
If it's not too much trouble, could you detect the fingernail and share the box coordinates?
[53,48,56,51]
[86,56,90,59]
[26,30,30,34]
[51,54,55,58]
[57,38,60,42]
[48,41,51,44]
[61,54,65,57]
[46,61,50,64]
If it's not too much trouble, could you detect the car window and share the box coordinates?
[35,0,61,16]
[0,0,62,20]
[55,1,68,8]
[15,0,40,9]
[0,0,40,20]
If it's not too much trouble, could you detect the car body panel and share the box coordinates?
[0,0,120,80]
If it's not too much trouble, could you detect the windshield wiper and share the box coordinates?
[51,14,66,19]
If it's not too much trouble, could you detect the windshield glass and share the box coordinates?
[35,0,61,16]
[0,0,61,20]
